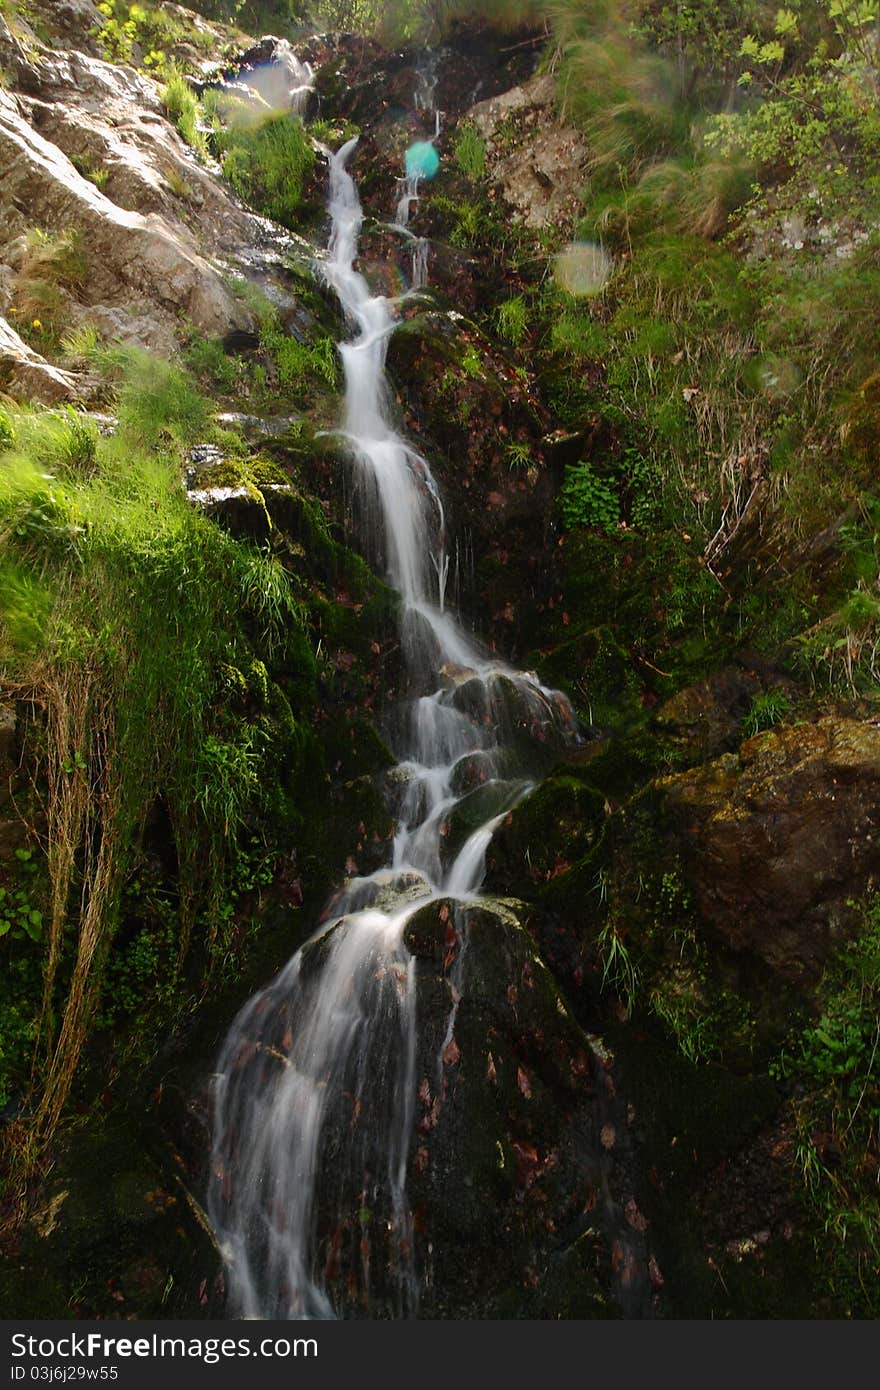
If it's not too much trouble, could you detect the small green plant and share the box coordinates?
[460,344,483,379]
[506,440,532,471]
[743,688,792,736]
[163,166,194,200]
[12,228,88,347]
[560,460,620,534]
[0,407,15,451]
[20,229,87,290]
[596,918,640,1013]
[185,336,238,392]
[0,849,43,944]
[770,897,880,1313]
[71,154,109,191]
[261,322,339,393]
[162,68,207,156]
[453,122,486,181]
[494,295,528,348]
[94,0,216,75]
[60,322,102,365]
[649,972,715,1063]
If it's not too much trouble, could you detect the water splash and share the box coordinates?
[208,136,580,1321]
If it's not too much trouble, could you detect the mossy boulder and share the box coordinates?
[654,665,764,762]
[485,775,607,902]
[660,715,880,985]
[536,625,644,731]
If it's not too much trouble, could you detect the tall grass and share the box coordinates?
[0,358,309,1160]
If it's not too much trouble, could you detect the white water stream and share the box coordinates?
[208,134,579,1319]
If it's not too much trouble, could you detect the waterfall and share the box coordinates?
[208,135,580,1321]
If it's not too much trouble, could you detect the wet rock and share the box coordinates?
[0,1115,221,1318]
[387,307,559,654]
[537,625,644,733]
[485,775,607,901]
[399,896,649,1317]
[34,0,106,56]
[441,777,532,867]
[661,715,880,983]
[334,868,433,916]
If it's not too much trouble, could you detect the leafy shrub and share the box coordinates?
[560,460,620,534]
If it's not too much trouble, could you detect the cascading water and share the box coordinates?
[208,134,580,1320]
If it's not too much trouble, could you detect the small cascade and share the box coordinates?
[208,133,580,1320]
[393,63,441,283]
[237,38,314,114]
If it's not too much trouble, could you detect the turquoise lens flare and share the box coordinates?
[405,141,440,180]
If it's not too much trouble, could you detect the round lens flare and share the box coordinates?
[405,141,440,180]
[553,242,613,296]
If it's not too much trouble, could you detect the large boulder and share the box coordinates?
[400,897,654,1317]
[661,715,880,983]
[468,74,590,231]
[0,37,255,358]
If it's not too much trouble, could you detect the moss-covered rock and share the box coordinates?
[660,715,880,985]
[400,896,648,1317]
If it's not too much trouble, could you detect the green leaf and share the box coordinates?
[774,8,799,35]
[758,40,786,63]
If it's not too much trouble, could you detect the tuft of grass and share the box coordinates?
[260,320,339,394]
[114,350,211,446]
[743,688,791,736]
[162,68,207,156]
[60,322,102,366]
[453,122,487,181]
[217,113,315,228]
[494,295,529,348]
[184,336,238,393]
